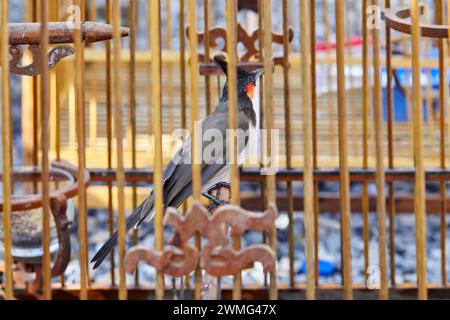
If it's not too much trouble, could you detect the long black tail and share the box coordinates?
[91,195,154,269]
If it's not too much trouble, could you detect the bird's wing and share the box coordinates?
[162,107,231,208]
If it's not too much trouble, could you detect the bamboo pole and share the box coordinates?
[180,0,187,133]
[165,0,175,137]
[180,0,191,290]
[385,0,396,287]
[105,0,115,287]
[21,0,34,166]
[52,1,63,287]
[262,0,278,300]
[112,0,127,300]
[310,0,320,288]
[300,0,315,301]
[335,0,353,300]
[204,0,212,114]
[1,0,13,301]
[225,0,242,300]
[447,1,450,160]
[436,0,447,288]
[361,0,370,285]
[74,0,88,300]
[149,0,165,301]
[39,0,52,301]
[423,11,436,159]
[399,0,414,159]
[282,0,295,289]
[372,0,388,300]
[323,0,336,160]
[187,0,202,300]
[258,0,269,289]
[345,3,358,159]
[33,0,39,168]
[89,0,98,151]
[53,1,61,161]
[129,0,139,288]
[410,0,428,300]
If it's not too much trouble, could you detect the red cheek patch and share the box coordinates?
[246,83,255,99]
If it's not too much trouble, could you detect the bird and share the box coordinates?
[91,55,264,269]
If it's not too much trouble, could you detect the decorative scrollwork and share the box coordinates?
[186,23,294,75]
[9,44,75,76]
[124,201,277,278]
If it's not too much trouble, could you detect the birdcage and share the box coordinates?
[1,0,449,301]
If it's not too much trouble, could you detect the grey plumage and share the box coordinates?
[91,55,263,269]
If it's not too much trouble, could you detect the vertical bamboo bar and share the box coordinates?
[112,0,127,300]
[282,0,295,289]
[335,0,352,300]
[424,10,436,159]
[180,0,187,132]
[21,0,34,166]
[225,0,242,300]
[411,0,428,300]
[187,0,202,300]
[149,0,165,301]
[262,0,278,300]
[105,0,115,287]
[74,0,88,300]
[310,0,320,287]
[165,0,175,137]
[33,0,39,168]
[384,0,396,287]
[53,1,61,161]
[1,0,13,301]
[82,0,89,287]
[345,3,357,159]
[129,0,139,288]
[179,0,190,290]
[40,0,52,301]
[300,0,315,301]
[89,0,98,150]
[258,0,269,288]
[399,0,414,159]
[323,0,336,160]
[361,0,370,284]
[204,0,212,114]
[372,0,388,300]
[436,0,447,287]
[447,2,450,156]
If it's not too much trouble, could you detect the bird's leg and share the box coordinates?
[203,182,231,212]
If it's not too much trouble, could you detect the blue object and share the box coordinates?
[297,259,337,277]
[380,64,449,123]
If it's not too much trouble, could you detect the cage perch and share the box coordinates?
[2,22,129,76]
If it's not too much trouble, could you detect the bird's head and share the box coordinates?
[214,55,264,101]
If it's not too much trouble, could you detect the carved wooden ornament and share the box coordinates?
[124,201,277,278]
[186,23,294,75]
[9,45,75,77]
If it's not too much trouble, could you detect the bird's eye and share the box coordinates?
[248,75,254,84]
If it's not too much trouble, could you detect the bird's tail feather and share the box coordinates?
[91,195,154,269]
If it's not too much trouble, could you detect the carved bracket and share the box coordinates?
[124,202,277,278]
[9,44,75,76]
[186,23,294,75]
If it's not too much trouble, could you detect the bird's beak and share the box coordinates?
[252,68,264,81]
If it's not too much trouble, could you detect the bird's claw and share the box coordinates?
[202,182,231,212]
[207,182,231,196]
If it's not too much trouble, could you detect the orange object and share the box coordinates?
[245,83,255,99]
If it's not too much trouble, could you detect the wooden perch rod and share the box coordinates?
[7,22,129,45]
